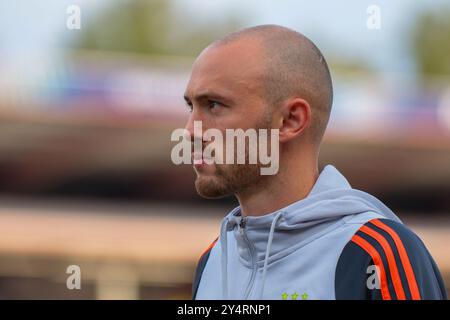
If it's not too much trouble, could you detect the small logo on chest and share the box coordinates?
[281,291,309,300]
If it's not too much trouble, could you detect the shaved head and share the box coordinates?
[210,24,333,146]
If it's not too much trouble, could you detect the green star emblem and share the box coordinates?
[291,292,299,300]
[301,292,308,300]
[281,292,289,300]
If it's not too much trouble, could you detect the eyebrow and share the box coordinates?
[183,91,235,105]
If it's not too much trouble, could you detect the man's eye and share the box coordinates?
[186,103,193,113]
[208,101,222,110]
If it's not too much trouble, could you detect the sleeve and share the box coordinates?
[335,218,447,300]
[191,237,218,300]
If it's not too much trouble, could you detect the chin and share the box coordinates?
[194,175,231,199]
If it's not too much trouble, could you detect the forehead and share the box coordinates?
[186,39,266,98]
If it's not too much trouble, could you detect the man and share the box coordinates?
[183,25,447,300]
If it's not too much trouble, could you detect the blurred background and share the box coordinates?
[0,0,449,299]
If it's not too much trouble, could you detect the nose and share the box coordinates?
[184,112,195,142]
[184,110,204,143]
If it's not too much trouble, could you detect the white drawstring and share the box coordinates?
[221,211,283,300]
[259,211,284,299]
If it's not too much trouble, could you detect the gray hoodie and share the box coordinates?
[192,164,446,300]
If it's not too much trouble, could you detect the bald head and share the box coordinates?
[209,25,333,146]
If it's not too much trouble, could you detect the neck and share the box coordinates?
[236,152,319,217]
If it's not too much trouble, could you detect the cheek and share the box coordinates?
[239,104,269,128]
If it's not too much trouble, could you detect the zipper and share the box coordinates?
[239,216,258,299]
[239,216,247,232]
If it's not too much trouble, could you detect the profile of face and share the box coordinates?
[183,39,274,199]
[183,27,332,199]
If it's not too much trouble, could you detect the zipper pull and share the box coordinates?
[239,216,247,233]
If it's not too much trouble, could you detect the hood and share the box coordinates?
[218,164,402,299]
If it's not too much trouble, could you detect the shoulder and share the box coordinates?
[335,218,447,300]
[191,237,218,299]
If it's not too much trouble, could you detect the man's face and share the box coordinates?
[184,39,273,198]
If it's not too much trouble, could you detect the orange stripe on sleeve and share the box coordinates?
[200,237,218,258]
[370,219,422,300]
[359,225,406,299]
[351,234,392,300]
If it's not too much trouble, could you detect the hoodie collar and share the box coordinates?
[223,165,354,266]
[307,164,351,196]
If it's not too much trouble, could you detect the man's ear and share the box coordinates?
[278,98,312,143]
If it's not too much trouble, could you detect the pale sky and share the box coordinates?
[0,0,449,74]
